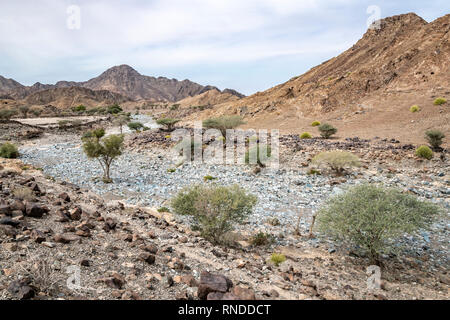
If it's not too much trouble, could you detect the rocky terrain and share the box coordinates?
[187,13,449,145]
[0,65,244,105]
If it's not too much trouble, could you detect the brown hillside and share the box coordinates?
[175,89,241,108]
[192,13,450,145]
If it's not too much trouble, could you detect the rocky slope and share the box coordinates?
[191,13,449,143]
[175,89,241,108]
[0,65,244,104]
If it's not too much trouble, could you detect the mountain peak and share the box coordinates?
[101,64,141,77]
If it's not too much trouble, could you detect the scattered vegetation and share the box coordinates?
[318,123,337,139]
[127,122,144,132]
[82,129,124,183]
[171,184,257,244]
[73,105,87,113]
[157,207,171,213]
[107,104,123,115]
[425,130,445,150]
[167,168,176,173]
[433,97,447,105]
[300,132,312,139]
[0,109,17,121]
[312,151,360,175]
[19,105,30,118]
[250,232,274,246]
[156,118,181,131]
[410,105,420,113]
[270,253,286,267]
[311,121,321,127]
[416,145,433,160]
[203,175,217,182]
[245,144,272,168]
[316,184,441,264]
[0,142,19,159]
[203,115,245,137]
[12,187,35,202]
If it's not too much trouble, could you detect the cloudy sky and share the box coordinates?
[0,0,448,95]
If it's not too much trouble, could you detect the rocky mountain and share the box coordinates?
[24,87,131,108]
[175,88,241,108]
[0,65,244,103]
[0,76,24,95]
[192,13,449,142]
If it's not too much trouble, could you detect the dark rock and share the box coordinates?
[0,205,12,216]
[8,278,35,300]
[139,252,156,265]
[25,203,49,218]
[197,272,233,300]
[69,207,82,221]
[0,217,20,227]
[59,192,71,202]
[232,286,256,300]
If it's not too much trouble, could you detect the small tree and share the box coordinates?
[73,105,86,113]
[0,109,17,121]
[82,133,124,183]
[19,105,30,118]
[416,145,433,160]
[0,143,19,159]
[312,151,360,175]
[245,144,272,168]
[171,184,257,244]
[318,123,337,139]
[316,184,441,265]
[107,104,123,115]
[127,121,144,132]
[203,115,245,137]
[156,118,180,131]
[425,130,445,150]
[114,113,131,134]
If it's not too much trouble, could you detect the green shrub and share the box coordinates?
[318,123,337,139]
[127,122,144,132]
[245,144,272,168]
[170,104,180,111]
[312,151,360,175]
[425,130,445,150]
[171,184,257,244]
[251,232,274,246]
[416,145,433,160]
[82,134,124,183]
[311,121,321,127]
[0,109,17,121]
[73,105,86,112]
[156,118,180,131]
[433,97,447,105]
[203,175,217,182]
[203,115,245,137]
[157,207,170,213]
[300,132,312,139]
[270,253,286,266]
[167,168,176,173]
[107,104,123,114]
[316,184,441,264]
[0,143,19,159]
[410,105,420,113]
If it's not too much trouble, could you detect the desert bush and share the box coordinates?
[316,184,441,264]
[73,105,86,113]
[245,144,272,168]
[170,104,180,111]
[156,118,180,131]
[107,104,123,114]
[312,151,360,175]
[30,107,43,117]
[410,105,420,113]
[82,133,124,183]
[203,175,217,182]
[13,187,35,202]
[270,253,286,266]
[157,207,170,213]
[127,122,144,132]
[19,105,30,118]
[425,130,445,150]
[171,184,257,244]
[318,123,337,139]
[0,109,17,121]
[311,121,321,127]
[203,115,245,137]
[113,113,131,134]
[416,145,433,160]
[0,142,19,159]
[433,97,447,105]
[300,132,312,139]
[251,232,274,246]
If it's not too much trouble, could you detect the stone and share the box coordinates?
[69,207,82,221]
[31,230,46,243]
[98,272,126,289]
[25,203,49,218]
[8,278,35,300]
[0,205,12,215]
[197,272,233,300]
[139,252,156,265]
[232,286,256,300]
[0,217,20,227]
[59,192,71,202]
[54,233,79,244]
[142,244,158,254]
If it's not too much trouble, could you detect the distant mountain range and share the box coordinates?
[0,64,244,102]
